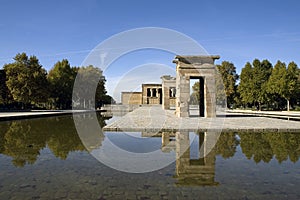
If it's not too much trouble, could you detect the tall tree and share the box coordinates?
[216,61,239,108]
[252,59,272,110]
[94,67,108,106]
[73,65,108,109]
[267,61,287,110]
[267,61,299,111]
[238,62,254,106]
[3,53,48,108]
[284,62,298,111]
[48,59,76,109]
[296,68,300,106]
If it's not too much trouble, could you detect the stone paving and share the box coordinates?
[103,105,300,132]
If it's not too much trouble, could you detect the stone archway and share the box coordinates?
[173,55,220,118]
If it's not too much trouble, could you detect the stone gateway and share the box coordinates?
[174,55,219,118]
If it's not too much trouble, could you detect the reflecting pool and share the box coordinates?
[0,114,300,199]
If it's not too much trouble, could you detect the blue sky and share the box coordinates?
[1,0,300,101]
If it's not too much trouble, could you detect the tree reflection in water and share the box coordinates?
[0,113,111,167]
[239,132,300,163]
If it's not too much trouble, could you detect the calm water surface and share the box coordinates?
[0,114,300,199]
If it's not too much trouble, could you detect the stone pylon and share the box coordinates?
[173,55,220,118]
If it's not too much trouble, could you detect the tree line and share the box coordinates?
[0,53,114,110]
[192,59,300,111]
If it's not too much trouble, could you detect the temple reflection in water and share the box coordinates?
[174,131,219,186]
[144,131,219,186]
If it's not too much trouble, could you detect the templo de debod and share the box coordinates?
[121,55,220,118]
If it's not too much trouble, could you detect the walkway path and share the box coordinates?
[103,106,300,132]
[0,110,92,121]
[227,109,300,120]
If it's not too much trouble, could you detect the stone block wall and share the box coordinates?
[121,92,142,105]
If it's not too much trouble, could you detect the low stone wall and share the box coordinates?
[121,92,142,105]
[101,104,140,112]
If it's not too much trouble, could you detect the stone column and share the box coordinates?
[176,74,190,117]
[205,76,216,118]
[162,85,170,109]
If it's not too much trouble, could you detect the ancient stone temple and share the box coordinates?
[121,55,219,118]
[174,55,220,118]
[121,84,163,105]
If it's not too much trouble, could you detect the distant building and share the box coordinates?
[121,80,176,108]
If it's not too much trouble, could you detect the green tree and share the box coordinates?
[284,62,299,111]
[94,67,110,107]
[73,65,109,109]
[190,81,200,105]
[216,61,239,108]
[0,70,12,106]
[48,59,76,109]
[3,53,48,108]
[267,61,299,111]
[238,59,272,110]
[295,68,300,107]
[238,62,254,106]
[252,59,272,110]
[267,61,287,110]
